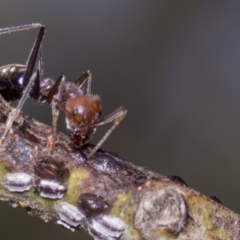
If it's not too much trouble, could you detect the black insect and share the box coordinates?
[77,193,110,217]
[209,195,222,204]
[87,151,123,173]
[0,23,127,157]
[166,175,188,187]
[34,156,69,182]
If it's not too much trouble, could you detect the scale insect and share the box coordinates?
[0,23,127,157]
[4,172,34,192]
[54,201,85,228]
[88,215,126,240]
[35,178,66,199]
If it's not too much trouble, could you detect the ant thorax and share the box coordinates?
[39,78,55,102]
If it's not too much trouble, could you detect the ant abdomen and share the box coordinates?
[0,63,41,102]
[0,64,26,101]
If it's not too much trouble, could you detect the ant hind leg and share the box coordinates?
[0,25,45,144]
[0,23,43,36]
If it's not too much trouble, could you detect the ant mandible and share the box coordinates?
[0,23,127,158]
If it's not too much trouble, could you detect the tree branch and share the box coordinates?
[0,100,239,240]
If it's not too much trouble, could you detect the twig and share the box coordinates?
[0,100,239,240]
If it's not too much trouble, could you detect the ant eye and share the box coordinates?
[73,106,84,115]
[73,108,78,115]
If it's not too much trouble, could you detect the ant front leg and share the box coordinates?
[87,106,127,158]
[0,25,45,144]
[75,70,92,94]
[46,74,66,152]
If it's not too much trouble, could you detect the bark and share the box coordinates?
[0,100,239,240]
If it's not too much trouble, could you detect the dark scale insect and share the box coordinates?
[0,23,127,157]
[34,156,69,182]
[166,175,188,187]
[34,156,69,199]
[77,193,110,217]
[209,195,222,204]
[87,152,124,174]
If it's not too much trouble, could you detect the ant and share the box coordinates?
[0,23,127,158]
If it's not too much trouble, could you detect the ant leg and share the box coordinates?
[46,74,66,152]
[0,71,39,143]
[86,71,92,94]
[30,48,42,100]
[23,26,45,88]
[75,71,90,87]
[38,45,44,82]
[75,70,92,94]
[28,32,44,101]
[0,23,43,36]
[87,106,127,158]
[30,72,40,100]
[52,98,65,111]
[0,26,45,144]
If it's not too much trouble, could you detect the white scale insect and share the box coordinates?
[4,172,34,192]
[4,173,126,239]
[54,201,85,229]
[88,214,126,240]
[36,179,66,199]
[54,201,126,239]
[3,173,66,199]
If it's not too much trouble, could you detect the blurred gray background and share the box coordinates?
[0,1,240,239]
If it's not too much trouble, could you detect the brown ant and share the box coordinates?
[0,23,127,158]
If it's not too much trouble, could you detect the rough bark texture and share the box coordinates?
[0,100,239,240]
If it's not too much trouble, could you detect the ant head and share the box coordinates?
[65,94,101,139]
